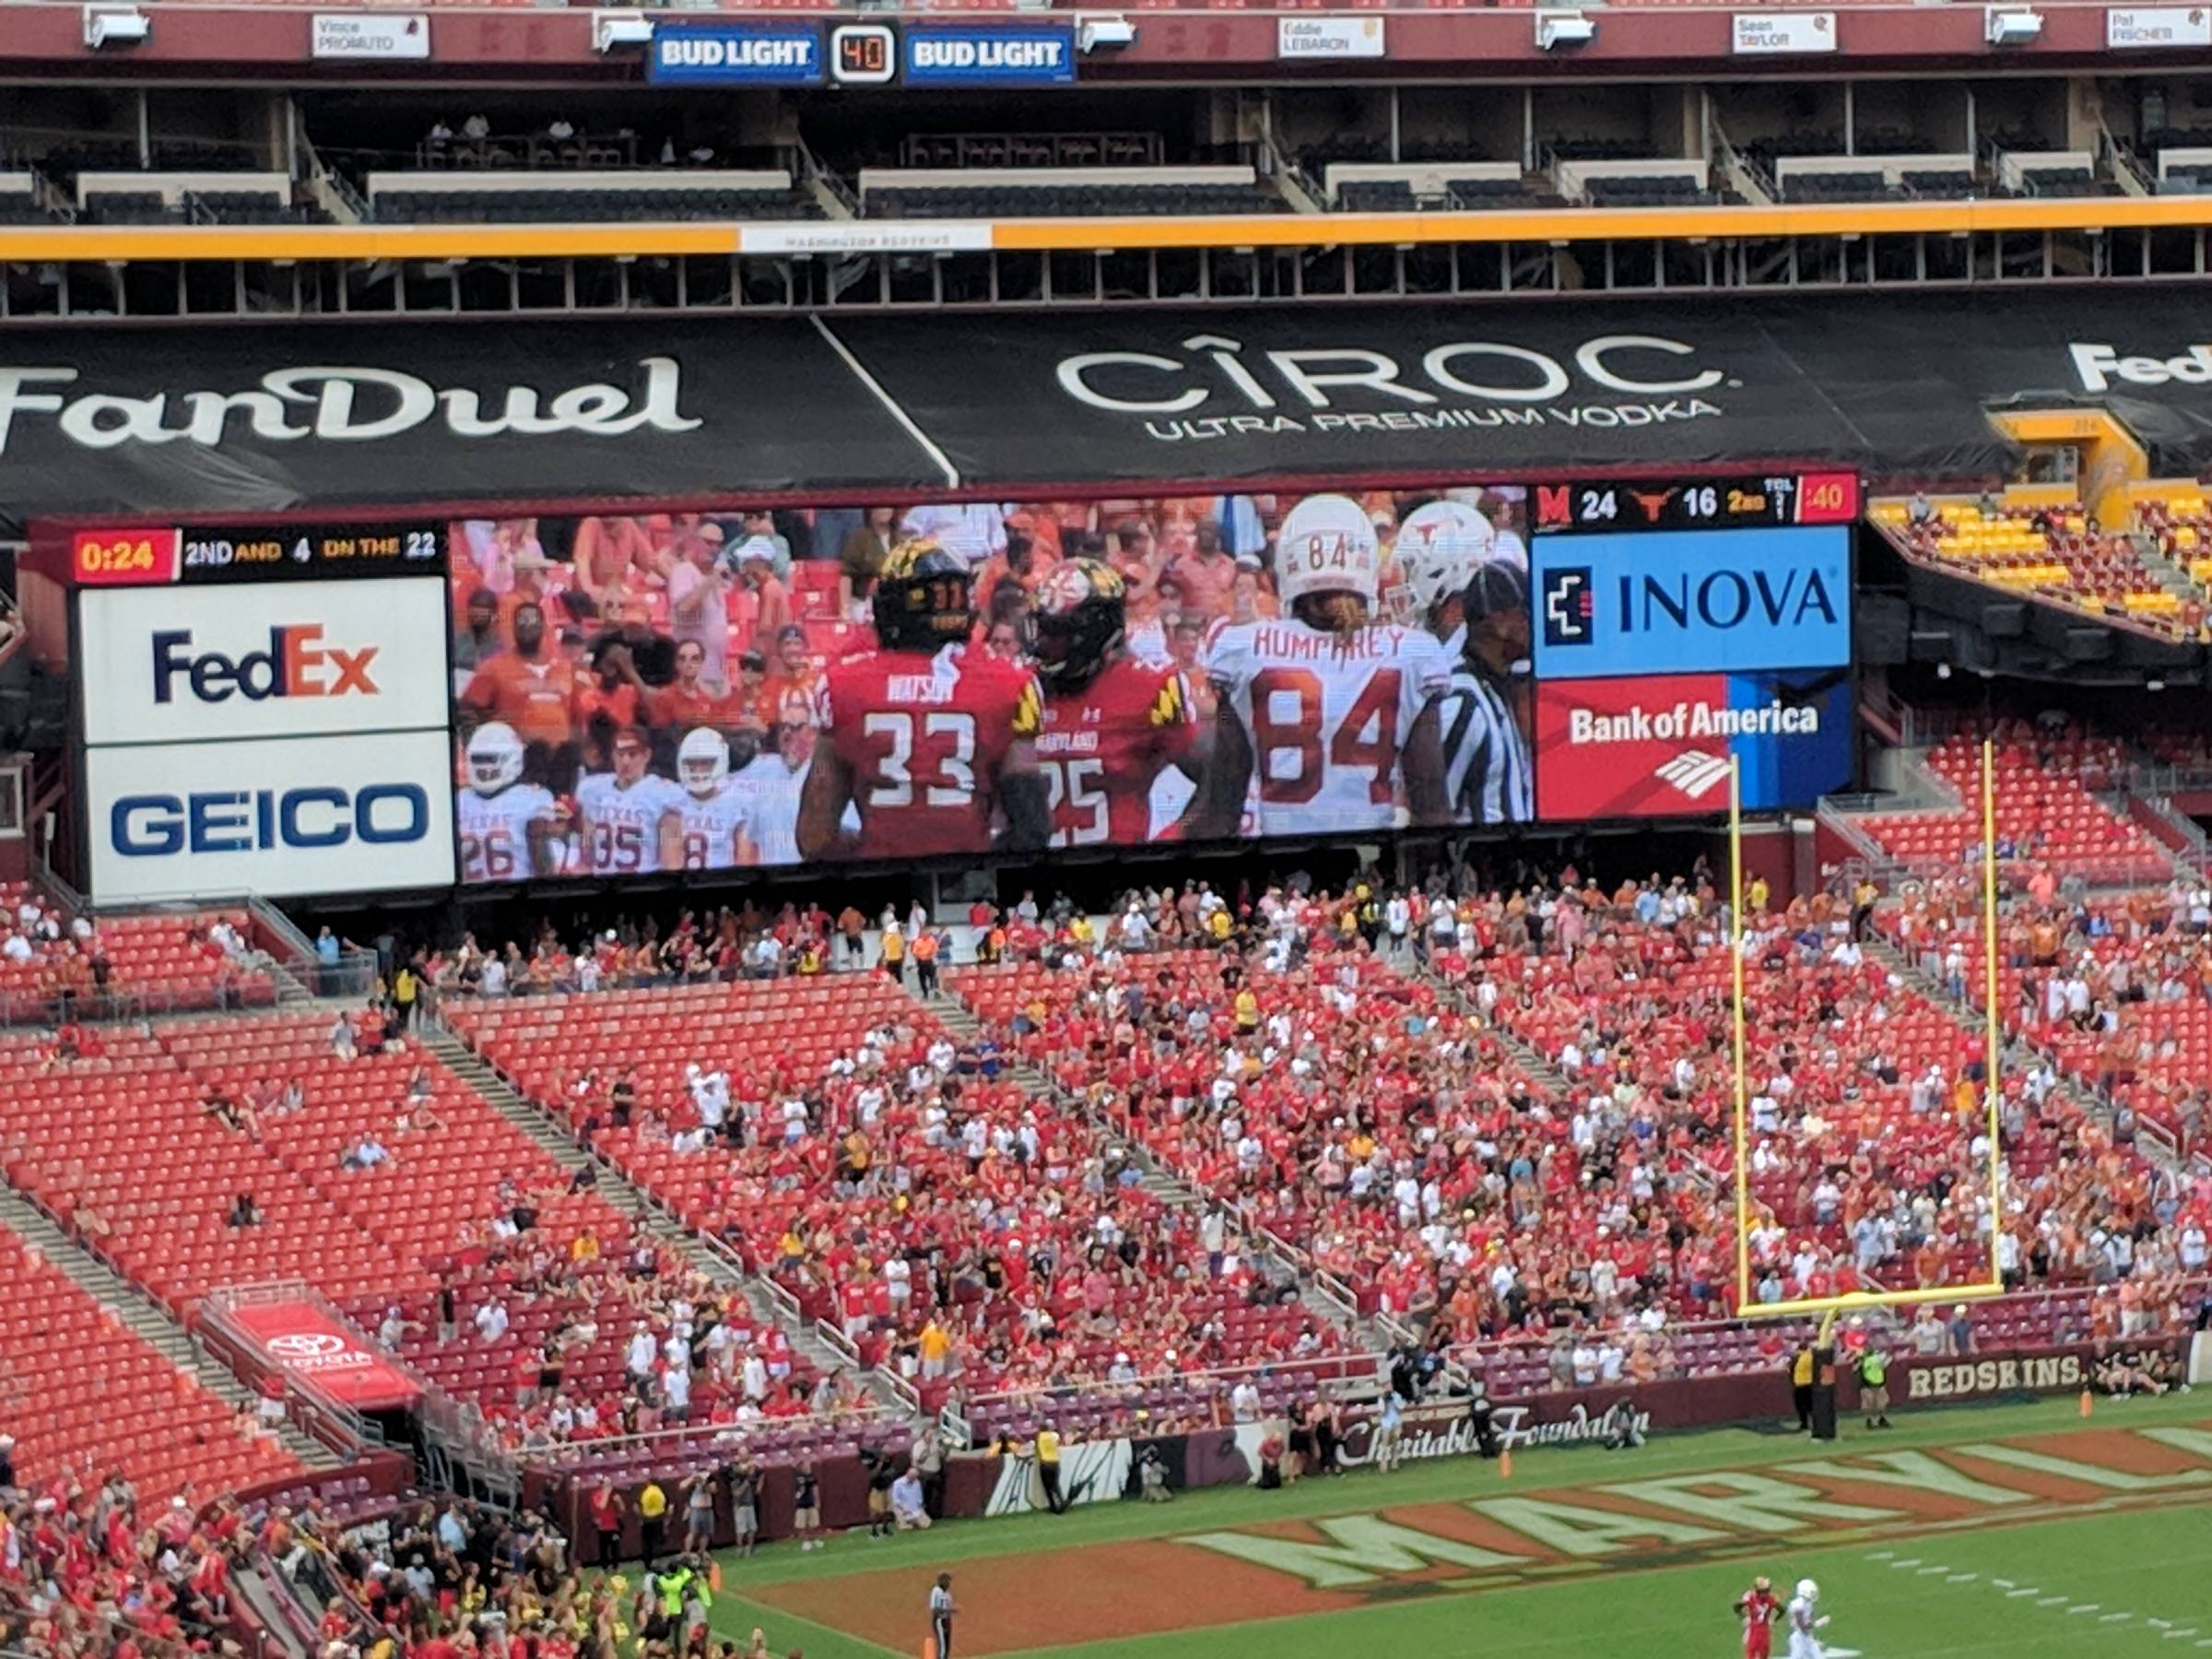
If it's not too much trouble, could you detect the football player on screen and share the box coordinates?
[575,723,685,876]
[1188,494,1452,839]
[1030,558,1204,849]
[1382,499,1494,653]
[797,537,1048,862]
[674,727,747,873]
[456,722,558,883]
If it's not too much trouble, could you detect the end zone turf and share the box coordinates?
[705,1394,2212,1659]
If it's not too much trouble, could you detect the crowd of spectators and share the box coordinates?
[1,1463,264,1659]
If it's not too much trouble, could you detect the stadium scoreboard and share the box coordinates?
[1532,471,1860,535]
[67,521,448,586]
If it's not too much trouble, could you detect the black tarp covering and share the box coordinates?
[830,288,2212,488]
[7,288,2212,535]
[0,315,950,536]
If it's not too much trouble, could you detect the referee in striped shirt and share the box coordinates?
[1438,561,1534,826]
[929,1572,957,1658]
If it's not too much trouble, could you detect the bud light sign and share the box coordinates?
[901,24,1076,85]
[1532,524,1851,679]
[648,23,824,86]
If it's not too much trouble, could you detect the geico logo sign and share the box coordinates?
[0,359,698,456]
[112,784,429,857]
[2067,342,2212,392]
[1055,332,1724,414]
[153,626,378,704]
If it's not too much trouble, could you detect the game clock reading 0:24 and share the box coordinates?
[68,522,447,586]
[1534,472,1861,535]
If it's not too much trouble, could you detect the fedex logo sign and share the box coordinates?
[152,626,379,704]
[80,577,449,746]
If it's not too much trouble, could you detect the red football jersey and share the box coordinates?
[1039,656,1199,849]
[818,645,1042,859]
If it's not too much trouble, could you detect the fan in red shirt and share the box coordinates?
[1736,1574,1782,1658]
[798,537,1047,862]
[1029,558,1203,849]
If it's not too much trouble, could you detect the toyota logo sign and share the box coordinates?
[266,1332,347,1359]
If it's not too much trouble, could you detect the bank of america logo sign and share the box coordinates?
[1655,750,1732,799]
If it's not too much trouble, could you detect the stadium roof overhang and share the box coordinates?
[6,288,2212,537]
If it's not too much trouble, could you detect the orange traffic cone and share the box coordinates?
[2079,1388,2094,1419]
[1499,1449,1513,1480]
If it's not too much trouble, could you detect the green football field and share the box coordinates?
[701,1391,2212,1659]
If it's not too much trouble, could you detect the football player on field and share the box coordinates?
[1190,494,1451,839]
[674,727,748,873]
[1029,558,1203,849]
[574,724,685,876]
[456,722,558,884]
[797,537,1048,862]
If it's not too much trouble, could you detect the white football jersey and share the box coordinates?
[728,754,809,867]
[677,785,749,873]
[457,784,555,884]
[1206,618,1451,834]
[575,772,684,875]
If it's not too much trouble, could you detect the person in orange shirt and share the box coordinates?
[650,639,730,733]
[759,625,820,726]
[973,530,1053,629]
[1164,520,1240,622]
[460,602,581,748]
[734,542,792,652]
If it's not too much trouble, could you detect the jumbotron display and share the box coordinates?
[446,488,1537,883]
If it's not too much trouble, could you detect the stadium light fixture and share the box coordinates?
[1983,6,2044,45]
[1076,14,1136,53]
[592,12,654,53]
[1535,10,1595,50]
[82,6,149,48]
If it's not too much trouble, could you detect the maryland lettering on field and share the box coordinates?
[1177,1423,2212,1592]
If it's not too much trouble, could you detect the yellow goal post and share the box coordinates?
[1730,739,2009,1322]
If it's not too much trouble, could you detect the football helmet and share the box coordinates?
[1385,500,1495,627]
[1795,1580,1819,1604]
[874,536,973,653]
[1275,494,1382,611]
[466,723,524,795]
[677,727,730,797]
[1031,558,1127,690]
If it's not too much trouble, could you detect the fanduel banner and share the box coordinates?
[1532,525,1852,678]
[1535,670,1853,820]
[79,578,450,746]
[86,730,455,902]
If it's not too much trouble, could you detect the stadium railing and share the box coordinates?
[512,1400,914,1477]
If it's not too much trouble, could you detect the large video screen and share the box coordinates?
[445,488,1536,882]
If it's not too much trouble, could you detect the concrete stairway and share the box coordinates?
[916,982,1392,1356]
[420,1019,904,1410]
[0,1184,336,1471]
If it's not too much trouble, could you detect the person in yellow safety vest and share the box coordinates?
[1791,1346,1815,1433]
[1859,1347,1893,1430]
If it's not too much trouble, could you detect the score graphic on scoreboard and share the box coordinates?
[69,522,446,586]
[1527,472,1857,820]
